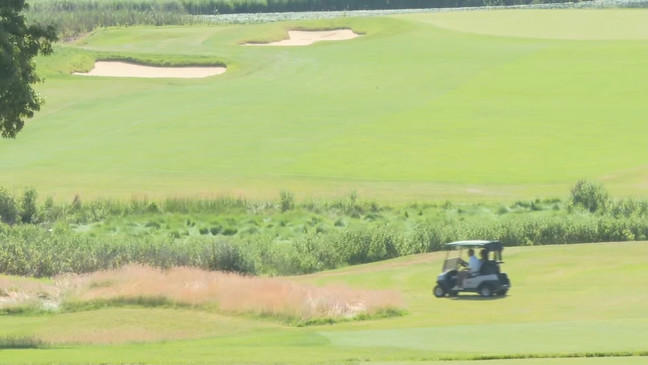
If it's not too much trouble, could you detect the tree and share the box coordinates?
[0,0,56,138]
[569,179,609,213]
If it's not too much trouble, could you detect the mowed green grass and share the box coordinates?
[2,10,648,201]
[415,9,648,40]
[2,242,648,364]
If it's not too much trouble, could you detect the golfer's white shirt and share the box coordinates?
[469,256,481,274]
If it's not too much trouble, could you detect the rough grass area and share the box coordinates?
[1,242,647,363]
[1,265,403,324]
[0,275,59,314]
[66,265,403,322]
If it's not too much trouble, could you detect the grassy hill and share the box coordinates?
[1,242,647,364]
[3,9,648,201]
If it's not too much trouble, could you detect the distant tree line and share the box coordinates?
[25,0,595,37]
[179,0,584,14]
[30,0,588,16]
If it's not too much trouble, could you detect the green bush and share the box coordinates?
[608,198,648,217]
[0,189,18,225]
[210,224,223,235]
[279,191,295,212]
[205,240,255,273]
[290,233,340,273]
[71,194,83,212]
[333,227,399,265]
[222,227,238,236]
[19,188,38,224]
[570,180,609,213]
[145,221,161,229]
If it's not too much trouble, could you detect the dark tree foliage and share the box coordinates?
[570,180,609,213]
[178,0,583,14]
[0,0,56,138]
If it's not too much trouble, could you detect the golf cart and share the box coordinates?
[434,240,510,298]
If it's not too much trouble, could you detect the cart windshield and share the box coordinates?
[441,244,504,273]
[442,256,461,272]
[441,248,464,272]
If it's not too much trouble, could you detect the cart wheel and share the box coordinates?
[478,284,493,298]
[433,285,446,298]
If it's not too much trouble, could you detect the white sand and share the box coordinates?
[245,29,359,46]
[73,61,226,78]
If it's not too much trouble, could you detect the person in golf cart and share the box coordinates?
[455,248,481,289]
[434,240,511,297]
[479,249,499,275]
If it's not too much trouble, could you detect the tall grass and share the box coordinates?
[1,182,647,277]
[0,275,60,309]
[3,264,403,322]
[0,226,255,277]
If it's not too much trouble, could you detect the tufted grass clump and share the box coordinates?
[0,336,46,349]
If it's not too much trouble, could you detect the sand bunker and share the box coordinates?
[73,61,226,78]
[246,29,359,46]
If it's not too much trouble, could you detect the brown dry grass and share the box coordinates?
[1,266,401,321]
[1,267,402,345]
[61,265,401,320]
[0,276,61,311]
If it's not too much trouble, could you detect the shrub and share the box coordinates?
[210,224,223,235]
[42,196,61,221]
[608,198,648,218]
[222,227,237,236]
[19,188,38,224]
[71,194,82,211]
[291,233,339,273]
[147,202,160,213]
[279,191,295,212]
[334,226,399,265]
[0,188,18,225]
[0,336,45,349]
[205,240,255,273]
[570,180,609,213]
[145,221,161,229]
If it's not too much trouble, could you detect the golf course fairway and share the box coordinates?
[2,9,648,201]
[1,242,647,364]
